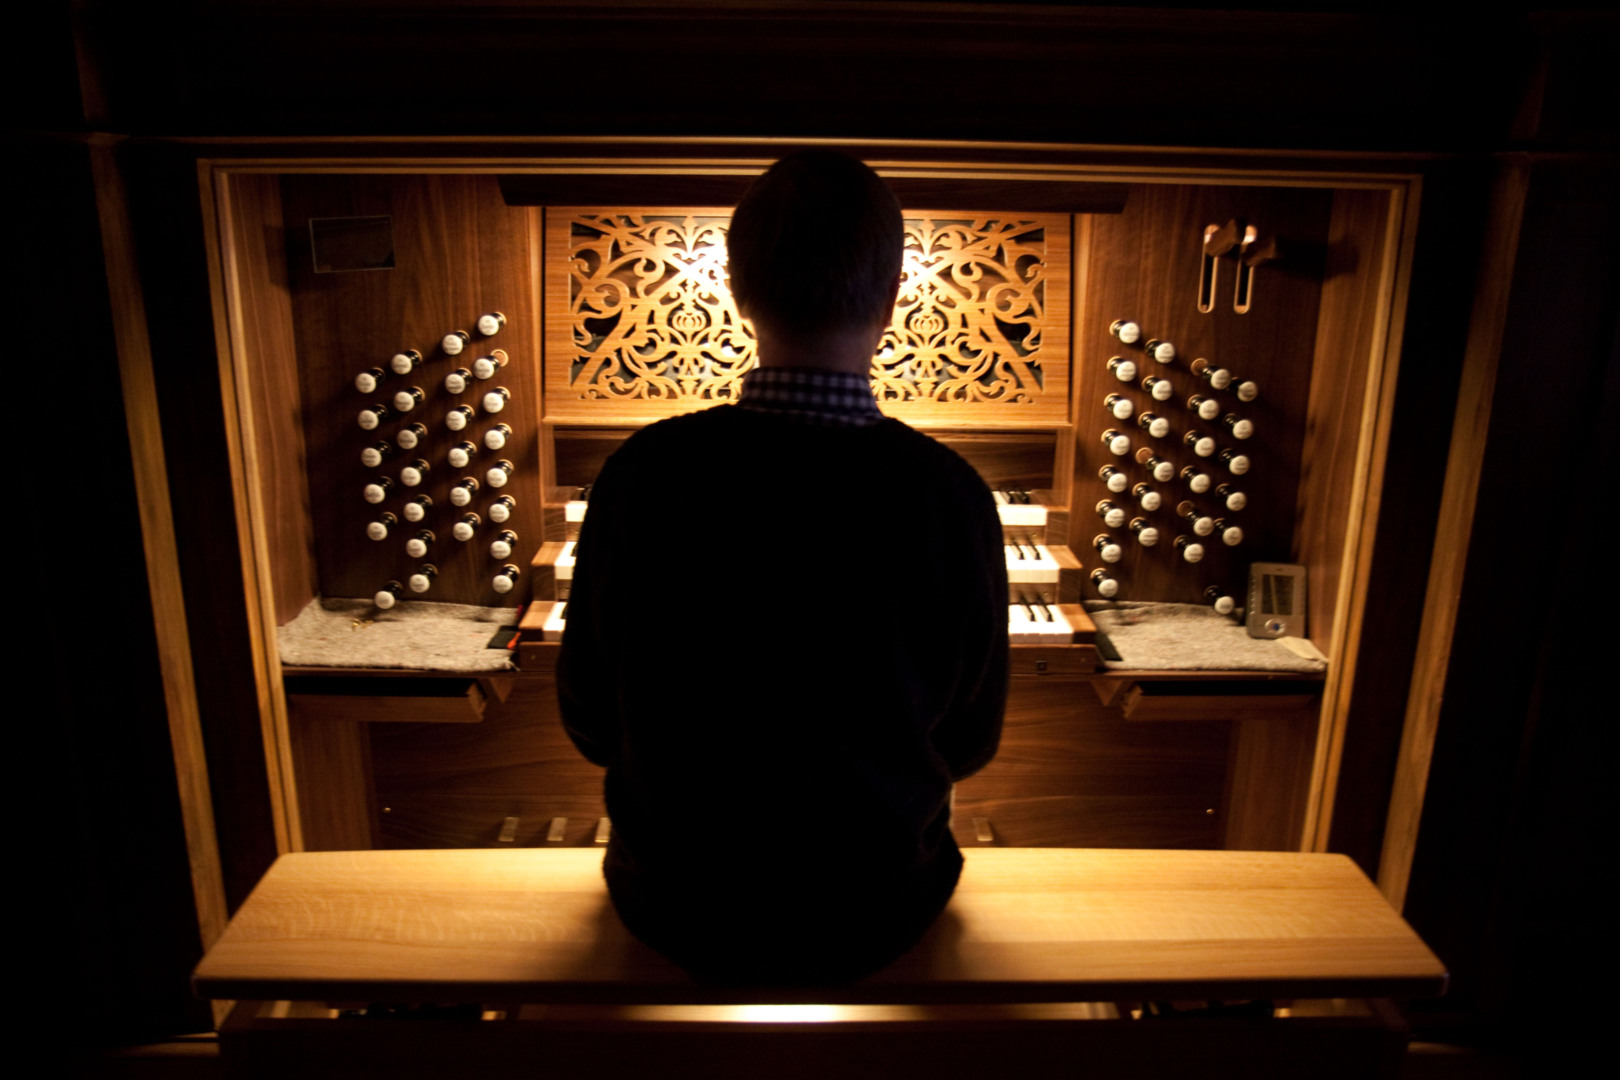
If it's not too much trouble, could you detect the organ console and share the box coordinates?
[213,148,1411,863]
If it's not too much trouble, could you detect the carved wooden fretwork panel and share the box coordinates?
[544,208,1070,422]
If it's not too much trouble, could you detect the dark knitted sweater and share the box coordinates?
[556,402,1008,982]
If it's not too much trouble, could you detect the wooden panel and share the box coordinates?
[956,679,1228,848]
[192,847,1447,1004]
[1295,187,1395,661]
[280,174,541,606]
[287,681,486,725]
[286,708,378,852]
[952,795,1219,849]
[225,173,318,626]
[1074,185,1332,604]
[378,795,609,849]
[1225,706,1323,852]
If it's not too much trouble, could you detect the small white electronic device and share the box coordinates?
[1246,562,1306,639]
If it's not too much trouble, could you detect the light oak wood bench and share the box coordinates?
[195,848,1446,1079]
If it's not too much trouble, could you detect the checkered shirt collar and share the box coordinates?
[736,366,884,427]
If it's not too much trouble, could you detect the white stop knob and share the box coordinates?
[1096,577,1119,598]
[446,409,469,431]
[486,465,510,488]
[1111,358,1138,382]
[490,538,513,559]
[402,502,426,523]
[409,574,432,593]
[355,371,379,393]
[373,590,397,610]
[396,427,420,449]
[453,521,476,541]
[1110,398,1133,420]
[1181,542,1205,563]
[448,446,470,468]
[1150,341,1176,363]
[366,521,389,541]
[450,486,473,507]
[1197,398,1221,420]
[1221,525,1244,546]
[1223,490,1248,511]
[358,409,382,431]
[477,313,505,337]
[489,501,511,523]
[442,333,466,356]
[1151,460,1174,483]
[1107,433,1131,456]
[1106,472,1128,493]
[1230,419,1254,439]
[361,447,383,467]
[400,466,423,487]
[1213,595,1236,615]
[1227,454,1251,475]
[1139,491,1162,511]
[393,390,417,412]
[473,356,497,380]
[1192,436,1215,457]
[1099,542,1122,563]
[1111,320,1141,344]
[1135,527,1159,547]
[363,483,387,504]
[1236,379,1258,402]
[445,371,468,394]
[492,573,515,594]
[1150,379,1173,402]
[1146,416,1169,438]
[484,428,508,450]
[1192,515,1214,537]
[391,352,417,375]
[406,537,428,558]
[483,391,507,414]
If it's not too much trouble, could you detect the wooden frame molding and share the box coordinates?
[91,138,230,950]
[1377,158,1531,909]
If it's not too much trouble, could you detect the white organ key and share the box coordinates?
[541,601,568,642]
[553,541,577,581]
[1007,600,1073,643]
[995,491,1047,528]
[565,500,589,523]
[1004,542,1060,584]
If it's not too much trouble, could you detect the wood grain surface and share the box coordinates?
[192,847,1446,1004]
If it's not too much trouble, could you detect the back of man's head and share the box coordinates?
[727,150,904,337]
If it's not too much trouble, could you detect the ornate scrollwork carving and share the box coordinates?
[876,217,1049,404]
[554,210,1063,412]
[567,213,753,401]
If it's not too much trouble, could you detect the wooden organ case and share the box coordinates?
[214,149,1410,859]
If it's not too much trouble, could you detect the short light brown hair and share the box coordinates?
[726,150,903,335]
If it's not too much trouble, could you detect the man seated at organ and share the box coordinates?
[556,149,1009,983]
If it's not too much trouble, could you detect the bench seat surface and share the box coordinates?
[192,848,1446,1005]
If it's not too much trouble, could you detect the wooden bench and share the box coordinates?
[195,848,1446,1079]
